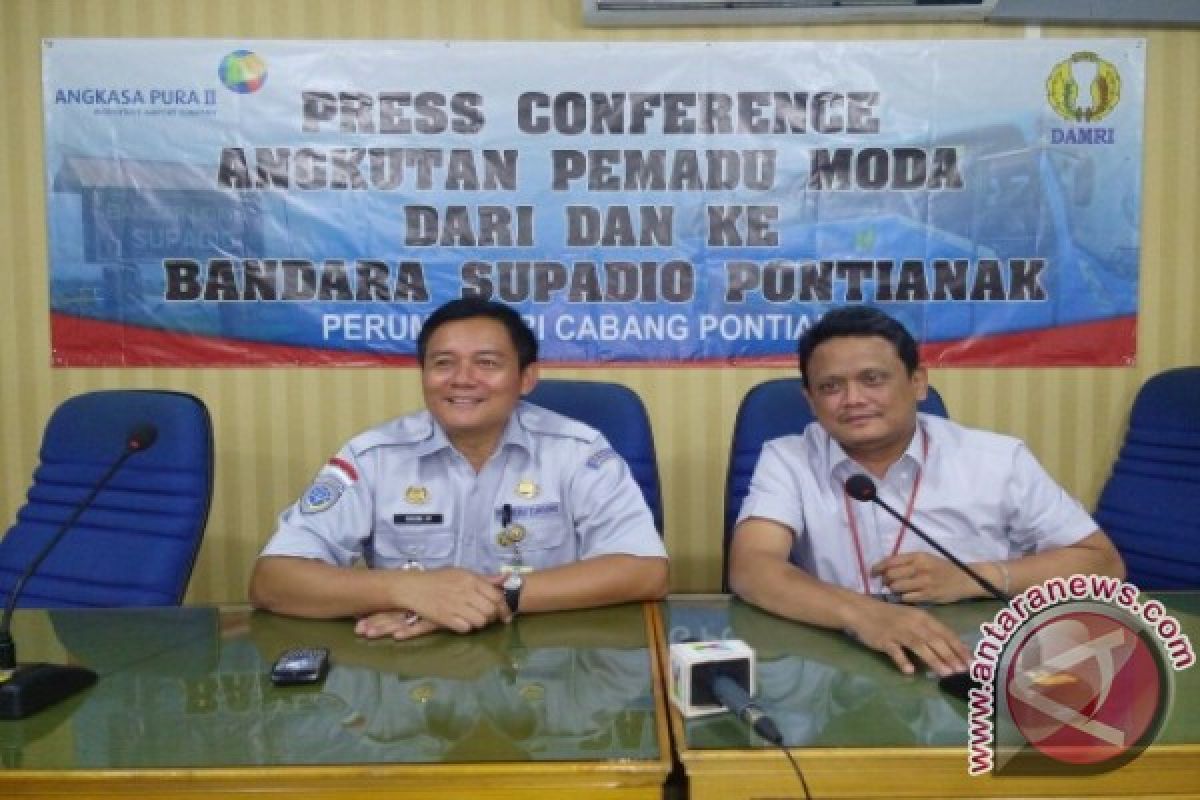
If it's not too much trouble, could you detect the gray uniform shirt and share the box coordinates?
[261,401,666,572]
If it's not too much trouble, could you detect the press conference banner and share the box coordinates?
[43,39,1144,366]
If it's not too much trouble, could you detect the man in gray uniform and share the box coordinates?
[249,298,668,639]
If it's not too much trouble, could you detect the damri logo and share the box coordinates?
[218,50,268,94]
[967,576,1194,776]
[1046,51,1121,124]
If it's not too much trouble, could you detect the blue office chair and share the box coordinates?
[525,379,664,534]
[1095,367,1200,589]
[0,390,214,608]
[722,377,948,590]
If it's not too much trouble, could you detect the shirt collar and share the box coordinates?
[824,417,929,484]
[411,412,450,458]
[414,410,532,462]
[506,407,536,456]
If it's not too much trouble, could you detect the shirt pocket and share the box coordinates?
[375,523,457,569]
[499,502,571,568]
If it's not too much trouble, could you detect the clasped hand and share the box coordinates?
[356,568,510,640]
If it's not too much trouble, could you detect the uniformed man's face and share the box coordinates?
[421,316,537,446]
[802,335,927,470]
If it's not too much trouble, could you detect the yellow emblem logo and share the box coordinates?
[405,486,429,505]
[516,479,538,499]
[1046,51,1121,123]
[409,682,435,703]
[519,683,546,702]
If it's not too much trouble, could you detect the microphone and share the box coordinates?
[668,639,784,743]
[127,423,158,451]
[0,423,159,719]
[711,673,783,745]
[844,474,1008,602]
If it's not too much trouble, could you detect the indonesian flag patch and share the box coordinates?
[300,457,358,514]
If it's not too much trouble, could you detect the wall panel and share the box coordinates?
[1,0,1197,601]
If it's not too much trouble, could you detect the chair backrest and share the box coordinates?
[1095,367,1200,589]
[722,377,948,590]
[524,379,664,534]
[0,390,214,608]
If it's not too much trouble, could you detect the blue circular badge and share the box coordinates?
[300,477,344,514]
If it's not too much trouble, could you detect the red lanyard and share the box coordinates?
[842,427,929,595]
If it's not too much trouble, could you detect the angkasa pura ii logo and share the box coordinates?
[218,50,268,94]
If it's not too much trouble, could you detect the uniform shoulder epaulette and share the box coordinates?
[348,411,435,455]
[518,402,599,444]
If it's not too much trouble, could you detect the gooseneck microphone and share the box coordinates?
[0,423,158,719]
[711,673,783,745]
[844,473,1009,602]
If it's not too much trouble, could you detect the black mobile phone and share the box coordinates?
[270,647,330,686]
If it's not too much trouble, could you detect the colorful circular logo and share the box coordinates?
[1046,51,1121,123]
[218,50,267,94]
[1000,604,1169,767]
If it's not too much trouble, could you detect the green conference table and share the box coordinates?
[0,603,670,799]
[662,593,1200,800]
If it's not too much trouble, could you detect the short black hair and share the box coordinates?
[417,297,538,370]
[796,306,919,387]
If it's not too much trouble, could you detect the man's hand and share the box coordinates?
[391,568,510,634]
[845,600,971,677]
[873,552,990,604]
[355,610,440,640]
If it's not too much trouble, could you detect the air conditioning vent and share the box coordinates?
[583,0,1200,27]
[583,0,996,27]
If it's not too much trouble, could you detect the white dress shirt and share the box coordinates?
[737,414,1098,594]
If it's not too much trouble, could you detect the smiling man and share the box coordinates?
[729,306,1124,677]
[249,297,668,638]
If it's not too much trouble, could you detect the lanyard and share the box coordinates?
[842,427,929,595]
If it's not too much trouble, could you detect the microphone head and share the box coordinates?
[126,423,158,452]
[844,474,877,502]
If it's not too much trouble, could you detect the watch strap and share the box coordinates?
[504,581,522,614]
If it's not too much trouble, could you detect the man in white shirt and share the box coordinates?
[729,306,1124,677]
[250,298,668,639]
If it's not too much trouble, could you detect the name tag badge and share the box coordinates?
[393,513,444,525]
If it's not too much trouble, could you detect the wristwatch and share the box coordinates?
[503,571,523,614]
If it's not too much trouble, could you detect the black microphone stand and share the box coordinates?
[1,427,155,719]
[845,475,1008,602]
